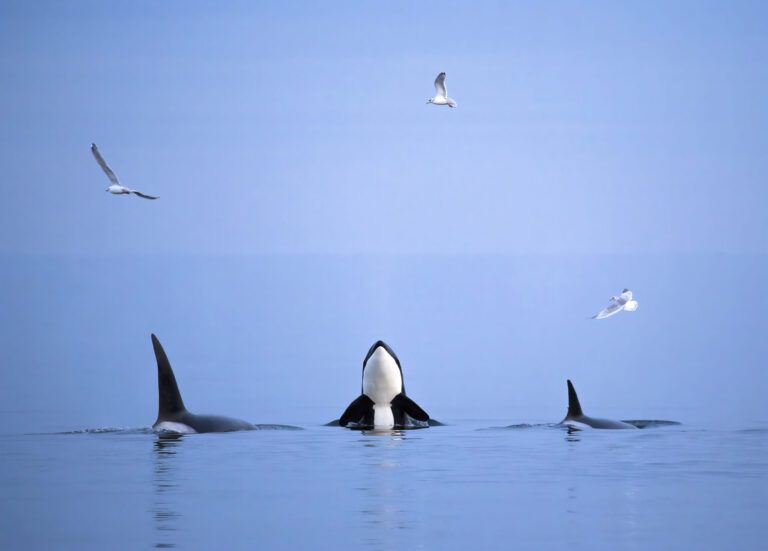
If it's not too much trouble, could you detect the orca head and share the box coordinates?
[363,340,402,371]
[361,340,405,395]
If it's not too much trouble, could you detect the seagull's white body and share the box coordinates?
[106,184,132,195]
[91,143,159,200]
[592,289,639,320]
[427,72,457,108]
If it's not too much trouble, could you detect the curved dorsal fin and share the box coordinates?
[151,334,186,420]
[566,379,583,418]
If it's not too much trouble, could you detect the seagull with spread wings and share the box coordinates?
[91,143,159,200]
[591,289,639,320]
[427,72,457,108]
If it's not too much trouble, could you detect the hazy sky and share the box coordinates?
[0,2,767,433]
[1,0,766,255]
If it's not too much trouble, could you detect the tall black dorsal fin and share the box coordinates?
[151,334,186,420]
[566,379,583,418]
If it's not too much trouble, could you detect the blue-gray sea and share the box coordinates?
[1,254,767,549]
[1,422,767,550]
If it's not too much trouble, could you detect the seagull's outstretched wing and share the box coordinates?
[130,190,159,200]
[91,143,120,184]
[434,72,447,98]
[591,299,625,320]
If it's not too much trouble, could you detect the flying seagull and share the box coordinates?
[90,143,159,200]
[591,289,639,320]
[427,72,457,108]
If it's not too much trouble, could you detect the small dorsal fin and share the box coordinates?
[567,379,583,418]
[151,334,186,420]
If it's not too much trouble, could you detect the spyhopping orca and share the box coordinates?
[151,334,254,434]
[339,340,432,430]
[561,380,680,430]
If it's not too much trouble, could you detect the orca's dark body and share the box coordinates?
[560,380,636,429]
[151,334,254,434]
[560,380,680,430]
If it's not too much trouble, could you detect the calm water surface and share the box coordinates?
[1,421,766,550]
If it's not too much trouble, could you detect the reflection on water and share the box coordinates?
[152,435,183,549]
[360,429,406,439]
[356,430,410,551]
[565,427,581,442]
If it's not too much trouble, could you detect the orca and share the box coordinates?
[560,379,680,430]
[561,379,639,429]
[338,340,431,430]
[151,334,254,434]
